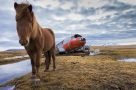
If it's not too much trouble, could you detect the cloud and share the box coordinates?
[87,10,117,23]
[15,0,74,11]
[63,13,85,21]
[78,0,110,8]
[51,15,67,21]
[51,12,85,21]
[59,1,74,10]
[0,0,136,51]
[118,0,136,5]
[31,0,61,9]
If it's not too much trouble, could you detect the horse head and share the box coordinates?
[14,2,33,46]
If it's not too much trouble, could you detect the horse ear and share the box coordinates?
[28,4,32,12]
[14,2,18,9]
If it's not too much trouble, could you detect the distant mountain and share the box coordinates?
[6,49,25,52]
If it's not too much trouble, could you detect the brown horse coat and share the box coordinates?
[14,2,56,80]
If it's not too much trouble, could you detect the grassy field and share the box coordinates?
[92,45,136,58]
[0,50,27,65]
[0,45,136,90]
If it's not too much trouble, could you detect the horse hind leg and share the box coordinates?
[48,51,51,65]
[51,49,56,71]
[44,52,48,71]
[44,51,51,71]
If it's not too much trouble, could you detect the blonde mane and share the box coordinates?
[15,3,30,21]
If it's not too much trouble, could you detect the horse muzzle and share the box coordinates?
[19,39,29,46]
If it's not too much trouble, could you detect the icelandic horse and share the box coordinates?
[14,2,56,82]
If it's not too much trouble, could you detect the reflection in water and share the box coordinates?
[119,58,136,62]
[0,60,31,84]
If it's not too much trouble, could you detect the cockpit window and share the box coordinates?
[74,34,82,38]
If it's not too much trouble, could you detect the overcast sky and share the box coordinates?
[0,0,136,50]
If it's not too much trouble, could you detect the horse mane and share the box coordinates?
[15,3,30,20]
[16,3,42,38]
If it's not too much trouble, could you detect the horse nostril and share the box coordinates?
[19,40,22,45]
[25,40,28,45]
[19,40,28,46]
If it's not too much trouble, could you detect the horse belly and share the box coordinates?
[44,41,53,51]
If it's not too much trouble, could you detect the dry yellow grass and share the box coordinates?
[0,50,26,58]
[93,45,136,58]
[1,46,136,90]
[0,50,27,65]
[4,55,136,90]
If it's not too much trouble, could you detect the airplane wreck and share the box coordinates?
[56,34,90,55]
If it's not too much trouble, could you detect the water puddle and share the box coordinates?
[119,58,136,62]
[89,49,100,56]
[0,85,15,90]
[0,60,31,85]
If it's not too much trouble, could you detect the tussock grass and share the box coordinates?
[1,45,136,90]
[4,56,136,90]
[0,50,27,65]
[93,45,136,58]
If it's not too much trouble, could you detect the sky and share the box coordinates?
[0,0,136,50]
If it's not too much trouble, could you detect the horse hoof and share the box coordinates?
[31,78,40,86]
[44,69,49,72]
[31,75,36,79]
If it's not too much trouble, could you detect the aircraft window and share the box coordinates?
[74,34,82,38]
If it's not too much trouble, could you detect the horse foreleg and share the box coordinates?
[30,51,42,86]
[35,51,42,78]
[27,51,37,78]
[31,58,36,79]
[26,51,41,86]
